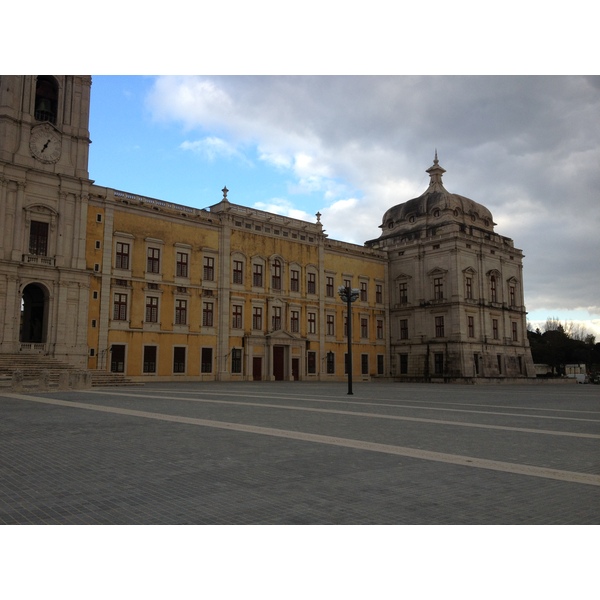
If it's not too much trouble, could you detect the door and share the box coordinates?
[111,344,125,373]
[273,346,285,381]
[253,357,262,381]
[292,358,300,381]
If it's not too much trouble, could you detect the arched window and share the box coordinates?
[35,76,59,124]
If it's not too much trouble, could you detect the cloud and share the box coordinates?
[252,198,314,222]
[145,75,600,319]
[180,136,250,164]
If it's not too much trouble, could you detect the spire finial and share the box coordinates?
[222,186,229,201]
[426,151,446,186]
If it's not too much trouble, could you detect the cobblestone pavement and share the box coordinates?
[1,381,599,524]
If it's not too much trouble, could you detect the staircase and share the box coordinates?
[0,354,139,390]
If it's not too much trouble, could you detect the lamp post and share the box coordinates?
[338,285,359,395]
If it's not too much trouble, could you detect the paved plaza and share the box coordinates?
[0,381,599,524]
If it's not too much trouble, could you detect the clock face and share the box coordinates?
[30,124,62,164]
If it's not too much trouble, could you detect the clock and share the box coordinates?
[30,124,62,163]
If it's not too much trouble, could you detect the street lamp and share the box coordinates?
[338,285,360,395]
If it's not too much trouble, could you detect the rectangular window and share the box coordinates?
[201,348,213,373]
[308,312,317,334]
[435,316,445,337]
[176,252,189,278]
[326,351,335,374]
[361,354,369,375]
[490,276,498,302]
[360,282,367,302]
[143,346,157,373]
[203,256,215,281]
[376,284,383,304]
[399,282,408,304]
[145,296,159,323]
[468,315,475,337]
[272,260,281,290]
[307,273,316,295]
[326,314,335,336]
[253,264,263,287]
[400,353,408,375]
[147,247,160,274]
[400,319,409,340]
[434,353,444,375]
[29,221,49,256]
[233,260,243,285]
[360,317,368,338]
[202,302,214,327]
[492,318,499,340]
[231,348,242,374]
[512,322,518,341]
[232,305,243,329]
[290,269,300,292]
[115,242,130,269]
[272,306,282,331]
[290,310,300,333]
[253,306,263,330]
[175,299,187,325]
[434,277,444,300]
[344,278,351,289]
[173,347,186,373]
[113,293,127,321]
[307,351,316,374]
[377,354,384,375]
[466,277,473,299]
[326,276,334,297]
[509,285,516,307]
[376,319,384,340]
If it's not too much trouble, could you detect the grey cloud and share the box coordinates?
[153,75,600,315]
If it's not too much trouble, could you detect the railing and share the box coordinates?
[20,343,47,352]
[23,254,55,266]
[113,190,197,214]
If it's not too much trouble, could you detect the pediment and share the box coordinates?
[394,272,412,281]
[266,329,299,340]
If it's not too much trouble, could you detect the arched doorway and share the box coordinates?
[20,283,48,344]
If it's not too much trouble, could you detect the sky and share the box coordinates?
[5,4,598,338]
[87,75,600,339]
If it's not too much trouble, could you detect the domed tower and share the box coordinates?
[367,154,535,381]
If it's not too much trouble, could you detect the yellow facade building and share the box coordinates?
[85,186,387,381]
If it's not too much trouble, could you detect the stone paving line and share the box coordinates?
[1,382,599,524]
[4,390,600,487]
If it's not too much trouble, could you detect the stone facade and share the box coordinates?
[366,154,535,380]
[0,76,535,382]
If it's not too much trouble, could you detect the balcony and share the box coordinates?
[22,254,55,267]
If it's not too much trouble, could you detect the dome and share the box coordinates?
[379,154,495,238]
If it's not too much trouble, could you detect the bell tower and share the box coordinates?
[0,76,93,366]
[0,75,92,179]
